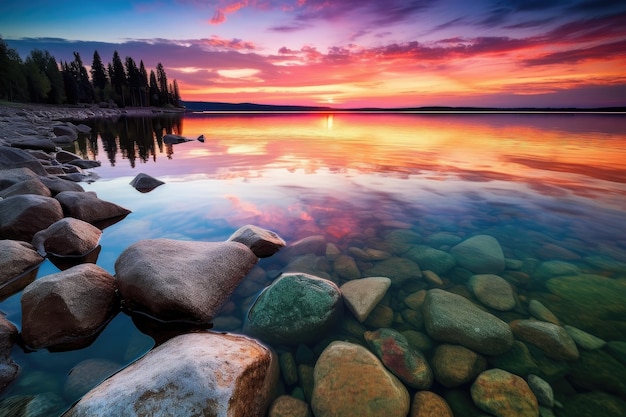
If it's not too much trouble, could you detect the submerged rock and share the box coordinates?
[0,315,19,394]
[244,273,342,345]
[364,328,433,389]
[311,341,410,417]
[410,391,453,417]
[509,319,579,361]
[468,274,516,311]
[471,368,539,417]
[450,235,505,274]
[423,289,514,355]
[340,277,391,322]
[115,239,257,325]
[432,344,487,388]
[63,332,278,417]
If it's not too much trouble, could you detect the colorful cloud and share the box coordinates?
[1,0,625,108]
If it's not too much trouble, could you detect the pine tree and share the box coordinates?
[139,60,149,107]
[125,56,140,107]
[148,70,160,107]
[110,51,127,107]
[172,79,181,106]
[0,37,28,101]
[156,62,169,105]
[91,50,108,102]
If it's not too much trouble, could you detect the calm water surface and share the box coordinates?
[1,112,626,415]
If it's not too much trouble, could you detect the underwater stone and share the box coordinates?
[340,277,391,322]
[471,369,539,417]
[423,289,514,355]
[245,273,342,345]
[311,341,409,417]
[450,235,505,274]
[509,319,579,361]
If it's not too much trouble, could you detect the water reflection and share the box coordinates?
[2,112,626,415]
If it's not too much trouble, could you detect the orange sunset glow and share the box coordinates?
[2,1,626,108]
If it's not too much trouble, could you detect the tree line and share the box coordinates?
[0,37,181,108]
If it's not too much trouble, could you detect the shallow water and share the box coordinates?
[1,112,626,414]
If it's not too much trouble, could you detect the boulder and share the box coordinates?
[227,224,286,258]
[364,328,433,389]
[53,124,78,140]
[275,235,326,263]
[526,374,553,407]
[9,136,57,152]
[0,178,51,198]
[450,235,505,274]
[38,176,85,194]
[0,240,44,286]
[432,344,487,388]
[509,319,579,361]
[0,195,64,241]
[31,217,102,256]
[534,260,580,280]
[563,325,606,350]
[363,257,422,286]
[66,159,101,169]
[410,391,453,417]
[528,299,560,325]
[340,277,391,322]
[129,173,165,193]
[64,359,121,401]
[55,191,131,228]
[115,239,257,325]
[468,274,516,311]
[20,263,118,349]
[405,245,456,275]
[0,315,19,394]
[333,255,361,280]
[244,273,342,345]
[268,395,311,417]
[311,341,409,417]
[0,147,47,176]
[163,133,190,144]
[423,289,514,355]
[63,332,278,417]
[471,369,539,417]
[0,167,40,191]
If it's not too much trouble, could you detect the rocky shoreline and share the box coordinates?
[1,103,626,416]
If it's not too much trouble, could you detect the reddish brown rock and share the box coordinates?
[410,391,453,417]
[471,368,539,417]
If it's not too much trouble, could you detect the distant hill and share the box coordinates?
[182,101,334,112]
[182,101,626,113]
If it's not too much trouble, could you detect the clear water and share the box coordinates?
[1,112,626,414]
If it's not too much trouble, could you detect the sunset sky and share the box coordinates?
[2,0,626,108]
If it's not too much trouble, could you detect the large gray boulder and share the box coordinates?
[31,217,102,257]
[0,240,44,286]
[55,191,131,228]
[20,263,118,349]
[115,239,258,324]
[227,224,286,258]
[450,235,505,274]
[244,273,342,345]
[423,289,514,355]
[63,332,279,417]
[0,167,40,191]
[38,176,85,195]
[0,194,64,241]
[0,147,47,176]
[0,178,51,198]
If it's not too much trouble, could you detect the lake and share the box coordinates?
[1,112,626,415]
